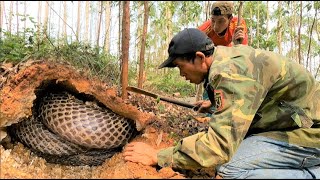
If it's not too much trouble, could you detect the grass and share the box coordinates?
[0,29,196,97]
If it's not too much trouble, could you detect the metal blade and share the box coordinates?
[126,86,195,109]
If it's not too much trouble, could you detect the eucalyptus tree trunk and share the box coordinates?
[121,1,130,99]
[266,1,269,51]
[85,1,90,43]
[63,1,67,42]
[256,2,260,48]
[138,1,149,88]
[37,1,42,37]
[293,1,299,62]
[205,1,211,20]
[290,1,294,60]
[135,3,142,63]
[16,1,18,34]
[118,1,122,57]
[249,5,253,45]
[43,1,49,35]
[166,3,172,52]
[298,1,302,64]
[57,2,62,46]
[76,1,81,41]
[277,1,282,55]
[89,2,94,46]
[96,1,103,49]
[306,3,317,71]
[23,1,26,39]
[162,2,173,73]
[103,1,111,53]
[9,1,13,33]
[0,1,3,38]
[48,2,52,38]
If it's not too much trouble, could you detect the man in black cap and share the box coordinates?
[123,28,320,179]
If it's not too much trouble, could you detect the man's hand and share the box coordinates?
[232,26,244,45]
[123,142,159,166]
[193,100,212,113]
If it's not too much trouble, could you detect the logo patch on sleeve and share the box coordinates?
[214,89,224,111]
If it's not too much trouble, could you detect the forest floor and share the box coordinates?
[0,91,214,179]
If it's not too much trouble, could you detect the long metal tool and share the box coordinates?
[126,86,195,109]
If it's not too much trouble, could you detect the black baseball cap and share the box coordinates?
[158,28,214,69]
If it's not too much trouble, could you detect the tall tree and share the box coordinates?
[63,1,67,42]
[0,1,3,38]
[76,1,81,40]
[121,1,130,99]
[57,1,62,46]
[256,2,260,48]
[37,1,42,37]
[85,1,90,43]
[16,1,18,34]
[118,1,122,57]
[9,1,13,33]
[306,2,317,70]
[43,1,49,35]
[134,2,143,63]
[249,5,253,45]
[96,1,103,49]
[266,1,269,50]
[276,1,283,55]
[289,1,295,59]
[137,1,149,88]
[205,1,211,20]
[161,1,173,71]
[298,1,303,64]
[103,1,111,53]
[293,1,299,62]
[89,1,94,45]
[23,1,26,39]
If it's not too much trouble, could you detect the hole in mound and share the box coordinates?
[5,79,140,166]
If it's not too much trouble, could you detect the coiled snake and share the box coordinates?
[8,91,137,166]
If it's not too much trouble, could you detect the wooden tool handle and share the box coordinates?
[235,1,244,45]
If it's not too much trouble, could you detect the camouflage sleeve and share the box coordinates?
[157,58,269,170]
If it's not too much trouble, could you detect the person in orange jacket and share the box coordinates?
[197,1,249,115]
[198,1,248,47]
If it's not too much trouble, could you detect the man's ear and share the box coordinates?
[195,51,205,62]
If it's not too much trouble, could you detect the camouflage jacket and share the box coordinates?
[157,45,320,170]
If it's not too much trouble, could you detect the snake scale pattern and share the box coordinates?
[9,91,137,166]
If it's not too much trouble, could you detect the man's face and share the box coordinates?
[211,15,231,34]
[173,57,206,84]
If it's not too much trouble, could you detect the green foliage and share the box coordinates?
[0,28,121,85]
[0,26,35,61]
[147,69,195,97]
[176,1,202,27]
[56,41,121,84]
[0,32,30,62]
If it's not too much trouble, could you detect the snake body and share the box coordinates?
[9,91,137,166]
